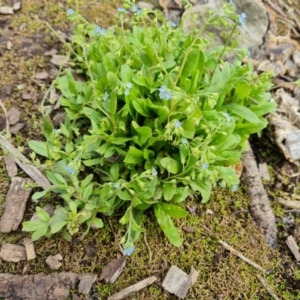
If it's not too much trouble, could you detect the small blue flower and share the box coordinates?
[239,12,247,27]
[202,162,209,170]
[151,167,158,176]
[126,82,133,89]
[229,0,235,7]
[131,6,142,14]
[66,165,76,175]
[232,184,239,192]
[124,89,130,96]
[114,182,121,189]
[118,7,127,13]
[223,112,231,122]
[174,121,182,128]
[182,138,189,145]
[95,26,106,36]
[67,8,74,15]
[171,22,177,27]
[103,92,109,101]
[246,47,251,57]
[53,129,59,133]
[159,86,172,100]
[123,246,135,256]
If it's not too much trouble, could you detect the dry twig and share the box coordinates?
[218,240,265,273]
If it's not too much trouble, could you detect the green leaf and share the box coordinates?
[110,163,119,181]
[28,141,49,158]
[182,119,195,139]
[154,204,182,247]
[31,226,49,241]
[118,189,132,201]
[159,203,188,218]
[163,182,176,201]
[132,121,152,146]
[36,207,51,222]
[69,201,77,215]
[151,105,169,123]
[132,98,152,117]
[83,158,102,166]
[82,185,93,200]
[225,103,261,123]
[91,217,103,228]
[124,146,144,165]
[160,157,182,174]
[173,186,190,203]
[131,217,145,233]
[46,171,67,186]
[182,49,201,77]
[32,190,48,201]
[51,221,67,234]
[251,102,277,116]
[81,174,94,189]
[120,64,133,83]
[189,180,212,203]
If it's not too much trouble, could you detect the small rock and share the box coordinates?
[44,49,58,56]
[17,83,26,90]
[7,40,12,50]
[186,204,197,215]
[53,111,66,126]
[258,60,286,77]
[258,163,270,181]
[13,2,21,11]
[19,23,26,30]
[78,273,97,294]
[34,71,49,80]
[0,6,14,14]
[10,122,25,134]
[206,209,214,215]
[22,238,36,260]
[284,59,298,78]
[136,1,154,9]
[49,68,59,79]
[189,266,199,286]
[0,85,12,98]
[182,226,195,233]
[0,243,26,262]
[7,107,21,125]
[49,88,59,104]
[46,254,63,270]
[51,55,69,66]
[293,50,300,67]
[162,265,192,299]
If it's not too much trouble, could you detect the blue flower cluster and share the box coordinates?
[124,82,133,95]
[159,86,172,100]
[66,165,76,175]
[123,246,135,256]
[95,26,106,37]
[67,8,74,15]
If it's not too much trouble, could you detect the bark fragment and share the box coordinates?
[241,144,277,248]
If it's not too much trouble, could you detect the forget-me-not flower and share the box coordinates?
[124,89,130,96]
[131,6,142,15]
[123,246,135,256]
[66,165,76,175]
[232,184,239,192]
[67,8,74,15]
[202,162,209,170]
[223,112,231,122]
[182,138,189,145]
[118,7,127,13]
[174,121,182,128]
[239,12,247,27]
[126,82,133,89]
[95,26,106,36]
[171,22,177,27]
[103,92,109,101]
[151,167,158,176]
[159,86,172,100]
[114,182,121,189]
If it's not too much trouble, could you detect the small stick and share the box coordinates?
[275,197,300,210]
[143,232,153,264]
[0,99,10,133]
[108,276,158,300]
[218,240,265,273]
[256,274,281,300]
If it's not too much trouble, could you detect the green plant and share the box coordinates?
[22,0,275,253]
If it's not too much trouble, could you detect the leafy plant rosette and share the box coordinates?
[23,1,275,253]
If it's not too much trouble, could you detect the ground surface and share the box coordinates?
[1,0,300,299]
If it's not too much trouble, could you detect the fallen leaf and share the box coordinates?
[10,122,25,134]
[0,6,14,14]
[100,256,127,283]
